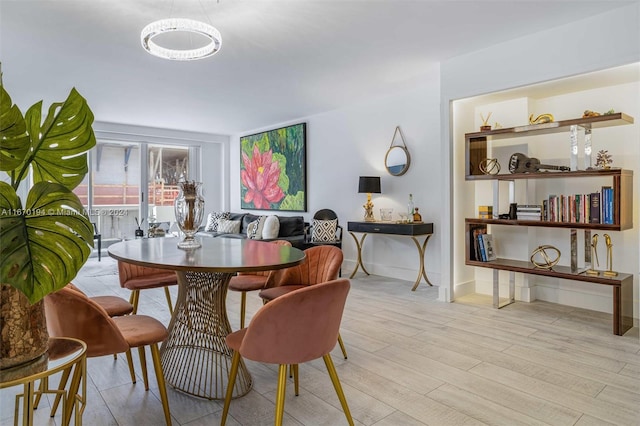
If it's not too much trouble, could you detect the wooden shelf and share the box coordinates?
[465,257,632,286]
[465,218,627,231]
[465,112,633,140]
[466,168,632,181]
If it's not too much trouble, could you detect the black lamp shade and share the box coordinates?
[358,176,381,194]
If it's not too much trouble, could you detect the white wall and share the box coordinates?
[441,4,640,317]
[229,65,443,289]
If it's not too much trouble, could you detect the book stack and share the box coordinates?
[478,205,493,219]
[516,205,542,221]
[471,227,497,262]
[542,186,613,224]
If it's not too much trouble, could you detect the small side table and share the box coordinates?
[347,221,434,291]
[0,337,87,426]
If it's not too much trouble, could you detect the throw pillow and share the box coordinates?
[205,211,230,232]
[312,219,338,242]
[247,216,267,240]
[262,215,280,239]
[217,219,241,234]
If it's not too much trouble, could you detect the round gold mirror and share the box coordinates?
[385,146,410,176]
[385,126,411,176]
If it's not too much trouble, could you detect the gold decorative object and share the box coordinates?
[603,234,618,277]
[479,158,501,175]
[585,234,600,276]
[529,113,555,124]
[595,150,613,169]
[480,112,492,131]
[493,122,502,129]
[530,245,560,269]
[582,110,601,118]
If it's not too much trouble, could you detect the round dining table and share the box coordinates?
[108,236,305,400]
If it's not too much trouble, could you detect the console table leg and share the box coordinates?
[410,235,433,291]
[349,232,370,278]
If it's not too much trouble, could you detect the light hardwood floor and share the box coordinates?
[2,256,638,425]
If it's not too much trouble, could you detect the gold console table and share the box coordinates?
[347,221,434,291]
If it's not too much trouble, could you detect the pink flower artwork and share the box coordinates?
[241,145,285,209]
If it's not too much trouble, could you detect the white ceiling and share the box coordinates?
[1,1,634,135]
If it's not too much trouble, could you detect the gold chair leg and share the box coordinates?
[49,367,71,417]
[239,292,247,329]
[292,364,299,396]
[150,343,172,426]
[125,350,136,384]
[138,346,149,390]
[275,364,288,426]
[130,290,140,314]
[323,354,354,426]
[33,378,45,409]
[163,286,173,315]
[221,352,241,426]
[338,334,348,359]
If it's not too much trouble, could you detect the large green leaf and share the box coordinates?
[0,181,93,303]
[21,88,96,189]
[0,85,30,172]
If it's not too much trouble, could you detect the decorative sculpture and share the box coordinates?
[530,245,560,269]
[603,234,618,277]
[529,113,554,124]
[585,234,600,275]
[595,150,613,169]
[479,158,501,175]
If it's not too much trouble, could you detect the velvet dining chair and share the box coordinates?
[44,285,173,425]
[221,279,354,426]
[228,240,292,329]
[259,245,348,359]
[117,261,178,315]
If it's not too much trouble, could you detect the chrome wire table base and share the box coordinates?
[161,271,252,400]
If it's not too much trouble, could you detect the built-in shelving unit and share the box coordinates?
[463,112,634,335]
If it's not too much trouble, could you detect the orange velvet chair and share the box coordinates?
[228,240,292,328]
[66,282,133,317]
[259,245,348,358]
[45,285,172,425]
[221,279,354,426]
[117,261,177,315]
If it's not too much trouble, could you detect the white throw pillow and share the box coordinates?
[312,219,337,242]
[262,215,280,239]
[205,211,230,232]
[217,219,241,234]
[247,216,267,240]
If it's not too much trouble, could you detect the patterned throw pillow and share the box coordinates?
[312,219,337,242]
[247,216,267,240]
[262,215,280,239]
[217,219,241,234]
[205,211,230,232]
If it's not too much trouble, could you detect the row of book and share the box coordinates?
[544,187,614,224]
[470,227,497,262]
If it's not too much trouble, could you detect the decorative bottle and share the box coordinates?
[407,194,414,223]
[413,207,422,223]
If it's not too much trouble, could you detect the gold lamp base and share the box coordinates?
[363,194,375,222]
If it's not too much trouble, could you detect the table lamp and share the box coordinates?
[358,176,381,222]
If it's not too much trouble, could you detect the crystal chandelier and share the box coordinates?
[141,18,222,61]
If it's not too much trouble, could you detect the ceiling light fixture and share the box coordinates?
[141,18,222,61]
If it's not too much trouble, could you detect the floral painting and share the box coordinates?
[240,123,306,211]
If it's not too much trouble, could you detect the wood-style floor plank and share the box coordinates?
[2,256,636,425]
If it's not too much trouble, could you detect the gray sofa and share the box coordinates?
[197,212,309,249]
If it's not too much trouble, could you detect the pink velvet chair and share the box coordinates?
[221,279,354,426]
[117,261,177,314]
[228,240,292,328]
[66,282,133,317]
[259,245,348,359]
[45,285,172,425]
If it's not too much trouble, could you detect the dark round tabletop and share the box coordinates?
[108,237,305,273]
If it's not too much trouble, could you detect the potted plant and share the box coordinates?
[0,74,96,369]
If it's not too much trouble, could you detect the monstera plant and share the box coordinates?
[0,78,96,368]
